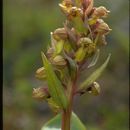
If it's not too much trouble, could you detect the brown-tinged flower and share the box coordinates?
[69,7,83,18]
[92,6,110,18]
[87,82,101,95]
[77,37,96,57]
[53,28,68,41]
[59,3,83,19]
[32,87,50,100]
[77,37,93,46]
[52,55,67,66]
[35,67,46,80]
[94,19,112,35]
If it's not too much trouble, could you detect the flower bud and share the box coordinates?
[35,67,46,80]
[92,6,110,18]
[95,19,112,35]
[32,87,50,100]
[52,55,67,66]
[53,28,68,41]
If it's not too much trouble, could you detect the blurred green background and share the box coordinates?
[3,0,129,130]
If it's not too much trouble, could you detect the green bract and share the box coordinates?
[79,54,111,91]
[41,52,68,109]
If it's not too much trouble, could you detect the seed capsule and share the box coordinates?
[35,67,46,80]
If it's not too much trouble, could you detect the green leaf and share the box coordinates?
[88,49,100,68]
[41,112,86,130]
[79,54,111,91]
[41,52,68,109]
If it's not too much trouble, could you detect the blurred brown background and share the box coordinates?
[3,0,129,130]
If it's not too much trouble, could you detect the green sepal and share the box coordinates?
[75,47,86,62]
[55,40,64,54]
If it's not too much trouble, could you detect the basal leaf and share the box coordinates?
[79,54,111,91]
[41,52,68,109]
[41,112,86,130]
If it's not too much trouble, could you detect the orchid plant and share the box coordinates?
[33,0,111,130]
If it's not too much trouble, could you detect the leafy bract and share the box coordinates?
[41,112,86,130]
[41,52,68,109]
[79,54,111,91]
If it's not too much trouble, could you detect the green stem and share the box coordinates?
[61,71,78,130]
[61,107,72,130]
